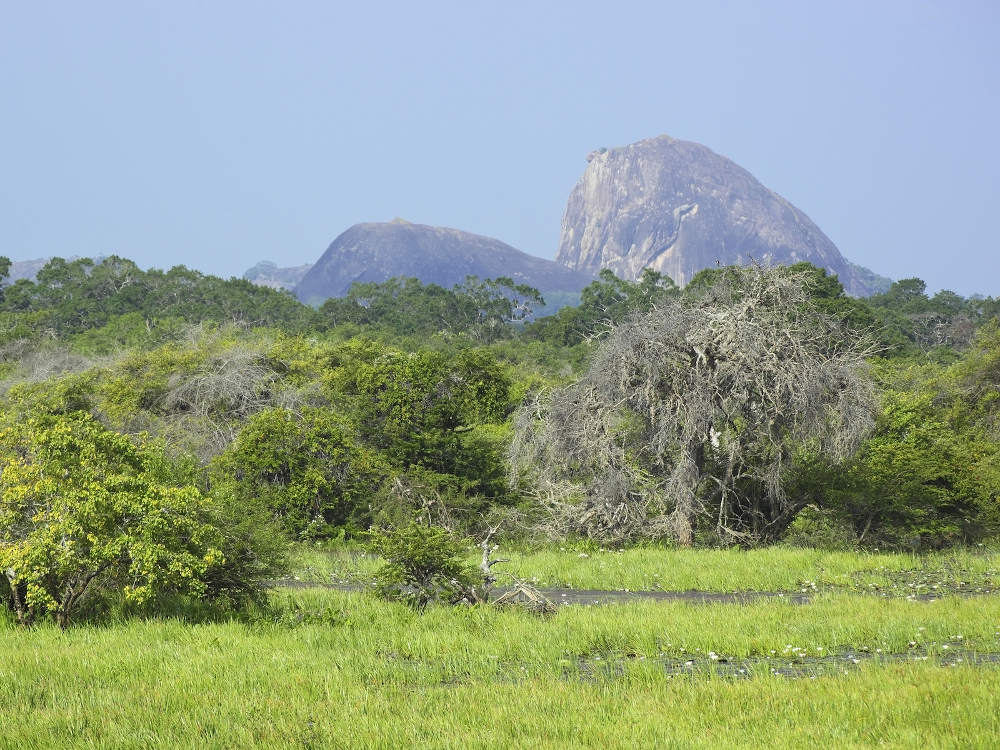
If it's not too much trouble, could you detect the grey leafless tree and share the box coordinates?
[509,265,878,546]
[157,345,302,461]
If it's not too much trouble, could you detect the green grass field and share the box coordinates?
[291,541,1000,594]
[3,547,999,748]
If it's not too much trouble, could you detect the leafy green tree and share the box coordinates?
[317,340,516,529]
[0,255,11,302]
[951,321,1000,438]
[865,277,982,356]
[215,407,388,536]
[832,389,997,547]
[455,275,546,336]
[804,338,1000,548]
[191,481,291,605]
[0,410,223,627]
[320,275,543,342]
[333,342,510,472]
[526,268,678,345]
[0,256,318,348]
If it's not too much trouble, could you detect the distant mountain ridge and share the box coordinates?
[3,256,107,283]
[293,220,594,304]
[556,135,885,296]
[7,257,50,282]
[243,260,312,291]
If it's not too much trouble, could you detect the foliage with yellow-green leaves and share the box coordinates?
[0,405,224,628]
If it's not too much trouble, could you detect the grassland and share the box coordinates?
[291,541,1000,595]
[3,546,999,749]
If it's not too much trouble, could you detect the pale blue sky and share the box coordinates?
[2,1,997,294]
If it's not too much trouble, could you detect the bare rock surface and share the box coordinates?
[295,219,594,304]
[557,136,882,295]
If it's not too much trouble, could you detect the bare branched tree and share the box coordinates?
[8,348,96,383]
[476,522,508,602]
[378,474,457,532]
[159,346,299,461]
[509,265,878,546]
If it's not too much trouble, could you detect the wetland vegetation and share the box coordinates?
[1,257,999,747]
[4,547,1000,748]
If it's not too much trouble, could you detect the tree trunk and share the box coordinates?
[673,513,694,546]
[5,574,31,627]
[671,443,703,546]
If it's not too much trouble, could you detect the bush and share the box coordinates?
[198,486,291,606]
[833,389,996,549]
[782,506,857,551]
[214,407,388,537]
[0,410,223,628]
[364,524,478,610]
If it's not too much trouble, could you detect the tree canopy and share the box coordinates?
[0,256,318,351]
[319,275,544,342]
[2,251,1000,628]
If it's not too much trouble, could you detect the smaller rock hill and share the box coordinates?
[294,220,594,304]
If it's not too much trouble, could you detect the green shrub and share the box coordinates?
[782,505,857,551]
[214,407,388,537]
[365,524,478,610]
[0,410,222,628]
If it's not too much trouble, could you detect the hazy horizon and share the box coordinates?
[2,1,997,295]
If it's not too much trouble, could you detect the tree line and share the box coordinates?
[1,255,998,624]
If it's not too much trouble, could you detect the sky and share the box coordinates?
[1,1,997,295]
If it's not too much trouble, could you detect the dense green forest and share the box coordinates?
[1,255,998,625]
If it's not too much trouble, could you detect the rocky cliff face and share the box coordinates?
[294,219,594,304]
[556,136,878,295]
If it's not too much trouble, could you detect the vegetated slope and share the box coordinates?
[556,135,886,296]
[294,219,594,304]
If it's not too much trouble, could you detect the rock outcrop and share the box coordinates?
[243,260,312,291]
[556,136,880,295]
[294,219,594,304]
